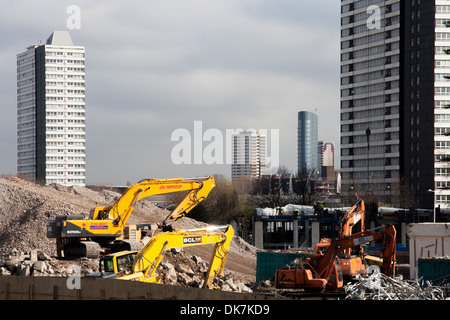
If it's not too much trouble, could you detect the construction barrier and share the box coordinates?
[0,276,276,300]
[418,258,450,287]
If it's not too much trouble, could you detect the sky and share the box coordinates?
[0,0,341,185]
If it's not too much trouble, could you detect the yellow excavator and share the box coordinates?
[47,176,216,258]
[86,225,234,289]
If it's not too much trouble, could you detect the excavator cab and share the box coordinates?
[89,207,110,220]
[115,252,137,274]
[88,251,138,279]
[315,238,331,255]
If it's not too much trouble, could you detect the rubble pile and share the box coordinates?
[0,248,95,277]
[158,248,253,292]
[0,247,252,292]
[0,178,82,255]
[344,270,447,300]
[0,176,257,292]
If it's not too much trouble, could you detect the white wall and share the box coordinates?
[407,223,450,280]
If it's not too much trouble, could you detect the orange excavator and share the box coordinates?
[275,224,396,291]
[315,199,366,279]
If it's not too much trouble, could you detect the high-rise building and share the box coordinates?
[318,141,336,182]
[321,141,335,168]
[297,111,318,175]
[231,130,266,179]
[318,141,335,168]
[340,1,450,209]
[17,31,86,186]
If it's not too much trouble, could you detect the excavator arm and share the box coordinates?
[48,176,215,239]
[115,225,234,289]
[162,177,216,225]
[339,199,365,237]
[107,176,216,230]
[381,223,397,276]
[338,199,365,258]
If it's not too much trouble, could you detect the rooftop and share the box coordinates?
[46,31,73,46]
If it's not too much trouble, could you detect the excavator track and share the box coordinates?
[278,288,346,300]
[63,241,102,259]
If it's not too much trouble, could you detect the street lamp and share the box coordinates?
[427,189,436,223]
[366,128,371,194]
[387,185,391,206]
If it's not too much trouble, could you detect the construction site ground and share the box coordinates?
[0,176,257,290]
[1,176,448,302]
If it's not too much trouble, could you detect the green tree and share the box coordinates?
[190,175,247,224]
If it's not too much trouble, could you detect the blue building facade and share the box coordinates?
[297,111,318,175]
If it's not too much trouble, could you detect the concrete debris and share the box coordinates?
[0,248,95,277]
[344,270,446,300]
[0,246,253,293]
[157,248,253,292]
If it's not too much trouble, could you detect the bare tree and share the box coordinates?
[296,168,320,205]
[392,178,418,209]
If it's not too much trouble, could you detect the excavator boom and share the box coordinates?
[106,176,216,229]
[339,199,365,237]
[162,177,216,225]
[317,224,396,279]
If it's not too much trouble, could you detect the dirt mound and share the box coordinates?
[0,177,81,256]
[0,176,256,284]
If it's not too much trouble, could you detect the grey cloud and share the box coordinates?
[0,0,340,184]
